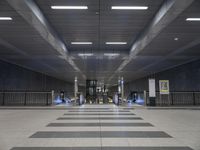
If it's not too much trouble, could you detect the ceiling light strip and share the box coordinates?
[111,6,148,10]
[186,18,200,21]
[104,53,120,56]
[51,6,88,10]
[0,17,12,20]
[78,53,93,56]
[106,42,127,45]
[71,42,92,45]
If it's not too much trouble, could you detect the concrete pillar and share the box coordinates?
[51,90,54,105]
[144,90,147,106]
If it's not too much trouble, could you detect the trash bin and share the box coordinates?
[149,97,156,106]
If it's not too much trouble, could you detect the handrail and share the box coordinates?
[126,90,200,106]
[136,91,200,93]
[0,90,54,106]
[0,91,52,93]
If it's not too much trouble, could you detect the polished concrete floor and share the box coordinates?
[0,104,200,150]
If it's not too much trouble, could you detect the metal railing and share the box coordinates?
[0,91,54,106]
[145,91,200,106]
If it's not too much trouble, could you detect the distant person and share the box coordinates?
[60,91,65,103]
[131,91,137,103]
[133,92,137,102]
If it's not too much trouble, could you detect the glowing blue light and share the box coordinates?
[135,95,144,105]
[128,102,132,106]
[54,96,62,104]
[126,95,144,105]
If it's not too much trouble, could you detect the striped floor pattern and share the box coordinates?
[10,104,193,150]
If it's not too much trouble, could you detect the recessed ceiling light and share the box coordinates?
[0,17,12,20]
[71,42,92,45]
[51,6,88,10]
[174,37,179,41]
[186,18,200,21]
[78,53,93,56]
[104,53,120,57]
[111,6,148,10]
[106,42,127,45]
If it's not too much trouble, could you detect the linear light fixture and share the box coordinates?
[111,6,148,10]
[78,53,93,57]
[174,37,179,41]
[104,53,120,57]
[186,18,200,21]
[106,42,127,45]
[51,6,88,10]
[0,17,12,20]
[71,42,92,45]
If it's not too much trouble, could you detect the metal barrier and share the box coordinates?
[145,91,200,106]
[0,91,53,106]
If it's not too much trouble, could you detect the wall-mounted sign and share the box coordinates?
[159,80,170,94]
[149,79,156,97]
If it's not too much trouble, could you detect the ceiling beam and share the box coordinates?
[6,0,85,79]
[107,0,194,84]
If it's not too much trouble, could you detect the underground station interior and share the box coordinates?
[0,0,200,150]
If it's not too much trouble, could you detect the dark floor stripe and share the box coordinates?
[0,108,118,110]
[63,113,135,115]
[47,122,153,127]
[10,147,194,150]
[0,107,113,110]
[57,117,142,120]
[68,110,130,112]
[67,108,110,110]
[30,131,172,138]
[0,108,76,110]
[123,108,134,110]
[147,108,200,110]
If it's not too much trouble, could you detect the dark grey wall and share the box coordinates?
[125,59,200,93]
[0,60,73,95]
[108,86,118,96]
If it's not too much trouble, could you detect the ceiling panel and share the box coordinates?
[1,0,200,86]
[34,0,164,84]
[35,0,164,53]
